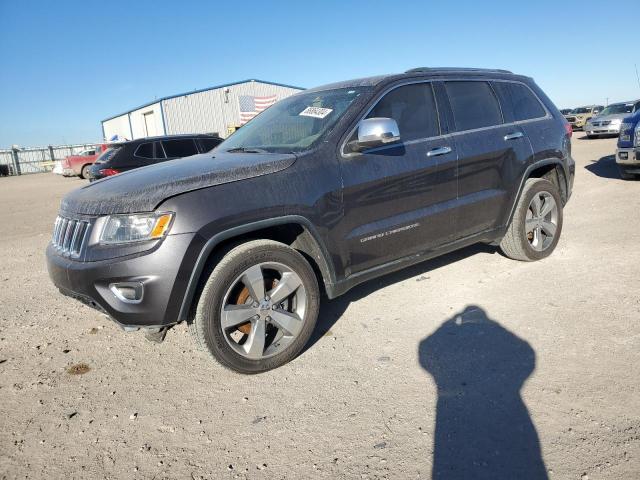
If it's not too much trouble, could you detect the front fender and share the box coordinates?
[176,215,336,322]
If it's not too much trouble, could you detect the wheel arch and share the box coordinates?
[79,163,92,177]
[177,216,335,323]
[506,159,569,226]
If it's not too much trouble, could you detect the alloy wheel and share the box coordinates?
[525,191,558,252]
[220,262,307,360]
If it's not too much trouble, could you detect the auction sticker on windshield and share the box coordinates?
[299,106,333,119]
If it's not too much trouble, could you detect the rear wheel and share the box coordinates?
[500,178,563,261]
[80,164,91,179]
[190,240,320,373]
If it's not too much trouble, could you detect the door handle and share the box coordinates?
[504,131,524,141]
[426,146,452,157]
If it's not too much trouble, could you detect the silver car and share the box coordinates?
[584,100,640,138]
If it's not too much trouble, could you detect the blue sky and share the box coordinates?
[1,0,638,148]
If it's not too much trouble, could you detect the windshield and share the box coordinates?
[571,107,590,114]
[599,103,634,116]
[219,87,370,153]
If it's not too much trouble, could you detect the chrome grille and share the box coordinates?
[51,216,90,257]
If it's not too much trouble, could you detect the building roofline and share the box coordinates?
[101,78,305,123]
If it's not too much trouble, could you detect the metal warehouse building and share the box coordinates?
[101,79,304,141]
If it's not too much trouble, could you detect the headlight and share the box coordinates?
[635,124,640,147]
[611,118,622,125]
[100,212,174,244]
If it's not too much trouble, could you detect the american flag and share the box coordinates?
[238,95,277,124]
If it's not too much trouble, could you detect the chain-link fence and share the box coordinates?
[0,144,98,175]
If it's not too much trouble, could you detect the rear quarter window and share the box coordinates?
[134,142,154,159]
[492,82,546,122]
[445,81,503,131]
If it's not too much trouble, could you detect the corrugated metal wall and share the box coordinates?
[103,114,132,141]
[101,80,302,141]
[162,81,302,138]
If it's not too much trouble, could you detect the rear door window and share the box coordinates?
[444,81,503,131]
[161,139,198,158]
[366,83,440,141]
[197,137,221,152]
[493,82,546,122]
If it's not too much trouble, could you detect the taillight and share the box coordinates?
[564,122,573,138]
[99,168,120,177]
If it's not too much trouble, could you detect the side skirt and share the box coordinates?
[325,226,506,299]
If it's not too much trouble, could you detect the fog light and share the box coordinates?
[109,282,144,304]
[619,151,629,160]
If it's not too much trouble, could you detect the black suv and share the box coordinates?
[47,68,574,373]
[87,134,222,181]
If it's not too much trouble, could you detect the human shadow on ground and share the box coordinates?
[584,154,621,179]
[419,306,547,480]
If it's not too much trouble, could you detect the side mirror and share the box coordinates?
[351,117,400,151]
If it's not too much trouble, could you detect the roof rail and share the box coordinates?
[405,67,513,74]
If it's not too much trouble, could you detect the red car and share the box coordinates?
[61,144,108,179]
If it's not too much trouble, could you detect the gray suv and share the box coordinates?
[47,67,574,373]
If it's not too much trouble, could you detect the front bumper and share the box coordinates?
[585,123,621,136]
[46,232,199,328]
[616,147,640,171]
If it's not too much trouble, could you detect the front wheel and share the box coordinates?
[190,240,320,373]
[500,178,563,261]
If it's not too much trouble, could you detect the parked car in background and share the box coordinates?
[585,100,640,138]
[615,110,640,179]
[61,145,108,178]
[48,67,574,373]
[560,108,573,115]
[563,105,603,130]
[87,134,223,181]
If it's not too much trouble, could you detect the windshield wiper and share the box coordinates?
[226,147,269,153]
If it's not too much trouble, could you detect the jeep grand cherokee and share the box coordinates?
[47,67,574,373]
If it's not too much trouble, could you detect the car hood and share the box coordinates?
[60,151,297,215]
[589,113,628,122]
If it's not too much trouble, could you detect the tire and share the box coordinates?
[618,166,636,180]
[190,240,320,373]
[80,164,90,179]
[500,178,563,261]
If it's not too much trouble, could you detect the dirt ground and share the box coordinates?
[0,135,638,479]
